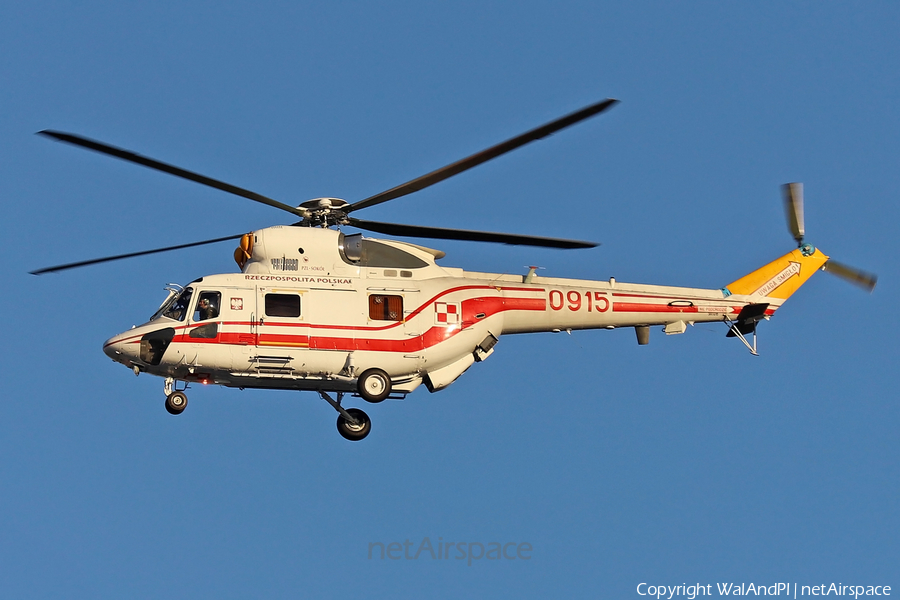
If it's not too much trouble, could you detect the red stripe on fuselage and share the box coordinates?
[613,303,701,313]
[105,284,537,346]
[612,292,710,300]
[111,288,546,353]
[612,302,748,315]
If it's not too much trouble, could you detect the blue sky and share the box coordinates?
[1,2,897,598]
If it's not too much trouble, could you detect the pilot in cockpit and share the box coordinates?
[196,296,219,321]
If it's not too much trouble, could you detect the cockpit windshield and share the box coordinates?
[150,287,194,322]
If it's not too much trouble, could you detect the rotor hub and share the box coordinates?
[297,197,350,227]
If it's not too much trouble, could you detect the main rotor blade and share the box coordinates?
[346,98,619,213]
[782,182,805,244]
[347,217,597,249]
[30,233,245,275]
[823,260,877,292]
[38,131,308,219]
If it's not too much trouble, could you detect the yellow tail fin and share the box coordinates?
[726,245,829,300]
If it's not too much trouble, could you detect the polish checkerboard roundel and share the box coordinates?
[434,302,460,325]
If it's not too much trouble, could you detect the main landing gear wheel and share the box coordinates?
[165,391,188,415]
[357,368,391,403]
[336,408,371,441]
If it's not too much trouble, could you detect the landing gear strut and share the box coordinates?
[319,391,371,441]
[164,377,188,415]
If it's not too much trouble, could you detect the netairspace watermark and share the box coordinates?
[637,583,891,599]
[368,537,531,566]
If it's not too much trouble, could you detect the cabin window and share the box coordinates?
[193,291,221,322]
[189,323,218,339]
[265,293,301,318]
[369,294,403,322]
[162,288,193,321]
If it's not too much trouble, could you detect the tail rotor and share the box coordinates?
[822,260,878,292]
[782,182,805,245]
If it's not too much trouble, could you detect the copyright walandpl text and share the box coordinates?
[637,583,891,599]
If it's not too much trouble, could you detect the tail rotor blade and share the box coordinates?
[823,260,877,292]
[782,182,805,245]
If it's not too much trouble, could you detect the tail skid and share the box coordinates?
[724,303,770,356]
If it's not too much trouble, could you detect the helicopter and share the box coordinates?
[33,98,877,441]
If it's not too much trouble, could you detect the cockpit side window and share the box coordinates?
[193,291,221,322]
[162,288,193,321]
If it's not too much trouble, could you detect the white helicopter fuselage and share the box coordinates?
[102,226,784,396]
[40,105,866,439]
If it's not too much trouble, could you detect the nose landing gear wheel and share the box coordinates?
[336,408,371,441]
[165,391,188,415]
[357,368,391,403]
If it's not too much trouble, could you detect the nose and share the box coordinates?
[103,332,136,364]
